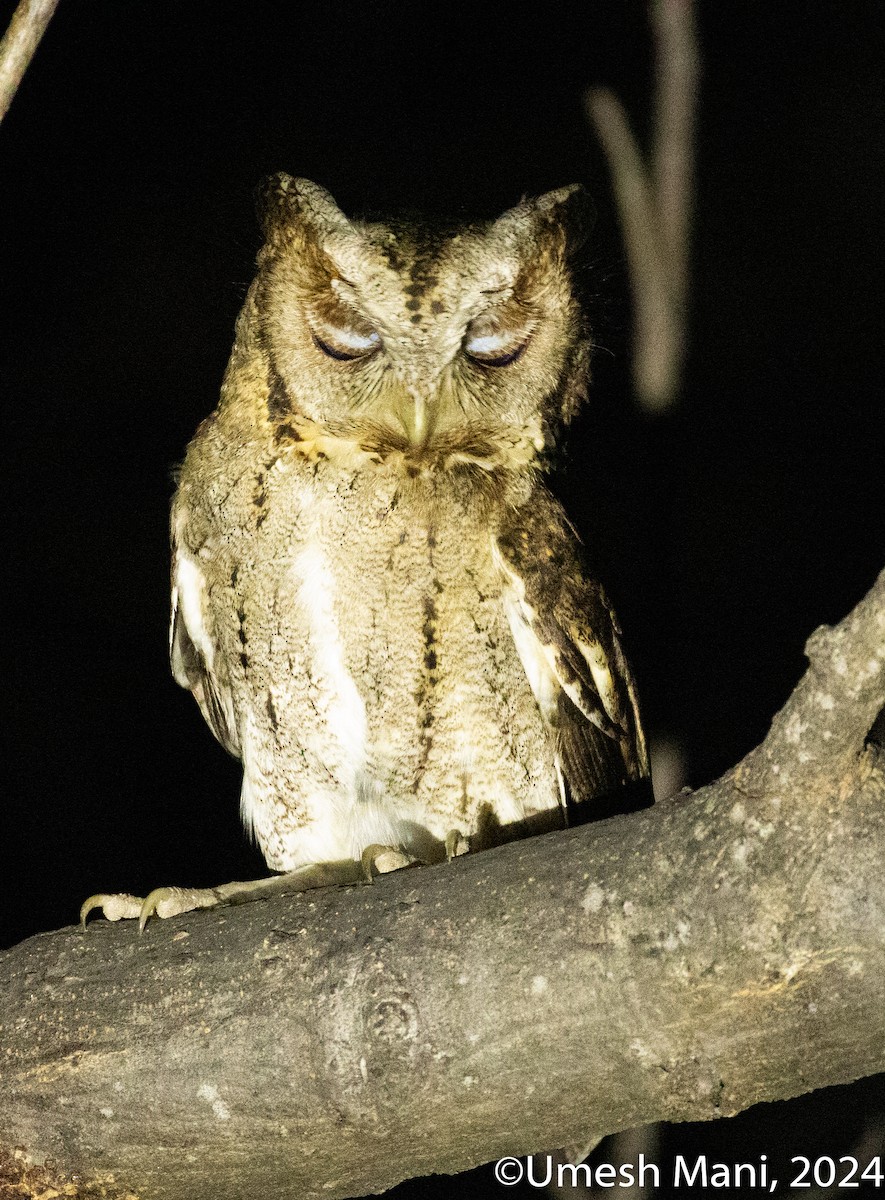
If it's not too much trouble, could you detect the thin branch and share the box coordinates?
[586,87,678,410]
[0,0,60,126]
[586,0,699,410]
[651,0,699,304]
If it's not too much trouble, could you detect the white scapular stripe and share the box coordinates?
[172,549,215,670]
[292,542,367,785]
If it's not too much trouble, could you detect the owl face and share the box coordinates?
[253,176,593,452]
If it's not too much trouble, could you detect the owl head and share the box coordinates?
[244,175,593,461]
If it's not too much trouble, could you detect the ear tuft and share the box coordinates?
[531,184,596,255]
[493,184,595,260]
[255,174,352,244]
[255,172,295,237]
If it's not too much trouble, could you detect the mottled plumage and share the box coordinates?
[83,176,649,928]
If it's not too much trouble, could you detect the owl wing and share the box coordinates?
[495,488,650,815]
[169,539,241,759]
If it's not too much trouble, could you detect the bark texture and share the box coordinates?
[1,568,883,1200]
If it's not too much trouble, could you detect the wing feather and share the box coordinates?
[496,488,650,815]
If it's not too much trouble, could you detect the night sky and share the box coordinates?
[3,1,884,1196]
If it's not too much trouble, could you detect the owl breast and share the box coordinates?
[189,442,562,872]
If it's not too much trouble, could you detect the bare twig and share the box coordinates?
[0,0,60,126]
[651,0,699,304]
[586,0,699,410]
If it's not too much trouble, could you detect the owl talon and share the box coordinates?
[138,886,223,933]
[80,893,143,928]
[360,844,418,882]
[80,886,223,932]
[80,865,371,932]
[445,830,470,860]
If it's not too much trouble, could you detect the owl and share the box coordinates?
[82,176,650,929]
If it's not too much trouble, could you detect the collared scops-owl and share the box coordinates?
[82,177,650,929]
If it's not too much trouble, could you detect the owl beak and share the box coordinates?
[394,388,432,447]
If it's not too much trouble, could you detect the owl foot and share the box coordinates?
[80,886,222,932]
[360,844,419,882]
[79,892,144,924]
[80,861,369,932]
[445,830,470,860]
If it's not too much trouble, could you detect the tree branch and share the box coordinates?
[0,0,60,126]
[1,568,883,1200]
[586,0,699,410]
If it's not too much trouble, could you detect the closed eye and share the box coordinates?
[463,314,533,367]
[312,328,380,361]
[463,337,528,367]
[309,302,382,362]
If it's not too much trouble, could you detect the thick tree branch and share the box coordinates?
[1,569,883,1200]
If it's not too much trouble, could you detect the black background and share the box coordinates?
[3,1,884,1196]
